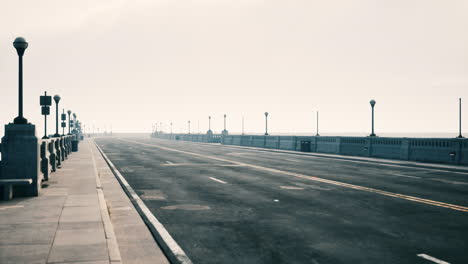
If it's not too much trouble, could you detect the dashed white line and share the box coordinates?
[209,177,227,184]
[417,253,450,264]
[166,161,174,164]
[387,173,422,179]
[284,158,300,162]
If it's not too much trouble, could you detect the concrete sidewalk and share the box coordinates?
[0,139,169,264]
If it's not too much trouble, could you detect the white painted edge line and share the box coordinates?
[166,161,174,164]
[209,177,227,184]
[417,253,450,264]
[89,141,122,263]
[94,142,193,264]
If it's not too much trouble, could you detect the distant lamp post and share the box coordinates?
[369,99,376,137]
[170,122,173,134]
[457,98,463,138]
[242,116,245,135]
[53,95,61,137]
[208,116,212,133]
[40,91,52,139]
[188,120,191,134]
[264,112,269,136]
[222,114,228,135]
[67,110,72,135]
[61,109,66,136]
[316,111,320,136]
[13,37,29,124]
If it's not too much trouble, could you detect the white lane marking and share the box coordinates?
[417,253,450,264]
[430,178,468,185]
[280,186,304,190]
[284,158,300,162]
[166,161,174,164]
[161,163,242,167]
[387,173,422,179]
[209,177,227,184]
[120,138,468,213]
[274,199,279,202]
[0,205,24,210]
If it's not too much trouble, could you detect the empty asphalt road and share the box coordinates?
[95,136,468,264]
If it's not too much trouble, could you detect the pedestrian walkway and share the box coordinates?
[0,139,169,264]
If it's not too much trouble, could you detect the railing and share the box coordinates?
[0,135,78,200]
[151,133,468,166]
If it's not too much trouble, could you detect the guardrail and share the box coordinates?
[151,133,468,166]
[0,135,79,200]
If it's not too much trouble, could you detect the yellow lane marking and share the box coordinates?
[117,138,468,213]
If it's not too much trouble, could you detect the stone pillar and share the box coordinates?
[0,124,41,196]
[400,139,410,160]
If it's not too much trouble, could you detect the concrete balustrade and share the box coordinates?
[152,133,468,166]
[0,134,77,200]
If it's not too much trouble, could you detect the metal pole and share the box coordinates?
[62,109,65,136]
[224,115,226,130]
[55,102,59,136]
[316,111,319,136]
[44,114,47,138]
[242,116,244,135]
[18,55,23,120]
[459,98,463,138]
[265,115,268,135]
[371,106,375,136]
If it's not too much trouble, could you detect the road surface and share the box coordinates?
[95,136,468,264]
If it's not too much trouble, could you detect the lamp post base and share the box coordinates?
[53,134,61,138]
[369,133,376,137]
[265,133,269,136]
[13,116,28,124]
[42,136,49,139]
[457,135,464,138]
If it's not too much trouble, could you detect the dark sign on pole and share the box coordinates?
[40,95,52,106]
[41,106,50,115]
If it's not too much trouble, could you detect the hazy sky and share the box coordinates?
[1,0,467,135]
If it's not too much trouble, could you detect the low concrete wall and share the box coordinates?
[0,134,75,199]
[151,133,468,166]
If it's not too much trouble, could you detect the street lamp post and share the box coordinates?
[458,98,463,138]
[40,91,52,139]
[316,111,320,136]
[188,120,191,134]
[53,95,61,137]
[67,110,72,135]
[222,114,228,135]
[170,122,173,135]
[13,37,29,124]
[264,112,269,136]
[242,116,244,135]
[369,99,376,137]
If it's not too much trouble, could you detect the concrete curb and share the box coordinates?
[90,141,122,263]
[94,142,194,264]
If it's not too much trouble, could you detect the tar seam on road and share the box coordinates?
[417,253,450,264]
[120,138,468,213]
[94,141,194,264]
